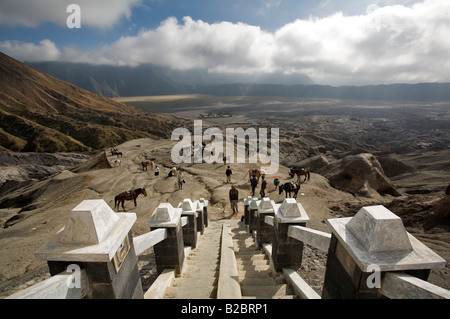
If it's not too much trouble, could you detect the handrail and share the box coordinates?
[134,216,188,256]
[287,225,331,253]
[217,224,242,299]
[381,272,450,299]
[134,228,168,256]
[6,269,89,299]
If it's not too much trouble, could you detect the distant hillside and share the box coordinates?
[0,52,186,153]
[28,61,450,101]
[27,61,315,98]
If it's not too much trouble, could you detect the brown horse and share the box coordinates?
[247,169,262,182]
[141,161,154,171]
[112,150,123,158]
[114,188,147,211]
[279,182,301,199]
[289,168,310,182]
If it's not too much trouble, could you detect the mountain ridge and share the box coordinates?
[28,61,450,101]
[0,52,186,153]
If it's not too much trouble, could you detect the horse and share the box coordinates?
[110,159,121,167]
[112,150,123,158]
[289,168,310,182]
[114,188,147,211]
[247,169,262,182]
[141,161,154,171]
[279,182,301,199]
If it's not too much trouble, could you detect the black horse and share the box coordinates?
[279,182,300,199]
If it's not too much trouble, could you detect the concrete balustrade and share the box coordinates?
[194,200,205,235]
[35,199,143,299]
[7,196,449,300]
[248,198,260,234]
[323,205,447,299]
[178,199,198,249]
[256,197,275,248]
[272,198,310,272]
[199,198,209,228]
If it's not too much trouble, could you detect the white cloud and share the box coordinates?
[0,0,142,29]
[2,0,449,85]
[0,39,61,62]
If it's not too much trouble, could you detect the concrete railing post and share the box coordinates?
[256,197,275,248]
[148,203,185,276]
[323,205,446,299]
[36,199,143,299]
[199,198,209,228]
[243,196,253,226]
[194,200,205,235]
[248,198,260,234]
[178,199,198,249]
[272,198,310,272]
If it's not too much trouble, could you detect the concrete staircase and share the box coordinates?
[230,219,297,299]
[163,221,222,299]
[162,218,297,299]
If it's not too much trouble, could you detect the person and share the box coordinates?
[177,170,184,190]
[226,166,232,183]
[229,185,239,215]
[260,176,267,198]
[154,165,160,177]
[250,174,258,196]
[274,178,280,190]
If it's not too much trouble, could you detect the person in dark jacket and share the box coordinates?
[260,176,267,198]
[226,166,232,183]
[229,185,239,215]
[250,175,258,196]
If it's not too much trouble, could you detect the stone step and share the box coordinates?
[238,269,273,278]
[239,277,280,286]
[240,284,293,299]
[237,263,270,271]
[236,259,269,267]
[165,286,217,299]
[187,254,219,261]
[171,277,218,288]
[182,270,218,279]
[235,253,266,260]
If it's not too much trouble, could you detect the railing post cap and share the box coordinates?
[178,198,195,212]
[347,205,412,252]
[199,198,209,206]
[244,196,253,205]
[258,197,275,213]
[327,205,446,272]
[276,198,310,222]
[149,203,182,227]
[193,199,204,211]
[35,199,136,262]
[249,198,261,209]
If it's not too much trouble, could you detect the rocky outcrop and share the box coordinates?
[423,195,450,231]
[0,151,91,196]
[329,153,401,197]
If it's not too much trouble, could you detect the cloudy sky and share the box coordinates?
[0,0,449,85]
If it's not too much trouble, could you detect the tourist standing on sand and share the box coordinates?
[154,165,159,177]
[229,185,239,215]
[226,166,232,183]
[250,175,258,196]
[177,170,184,190]
[260,176,267,198]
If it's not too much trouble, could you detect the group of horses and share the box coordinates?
[112,161,310,210]
[246,167,310,199]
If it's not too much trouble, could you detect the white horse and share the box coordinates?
[110,159,121,167]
